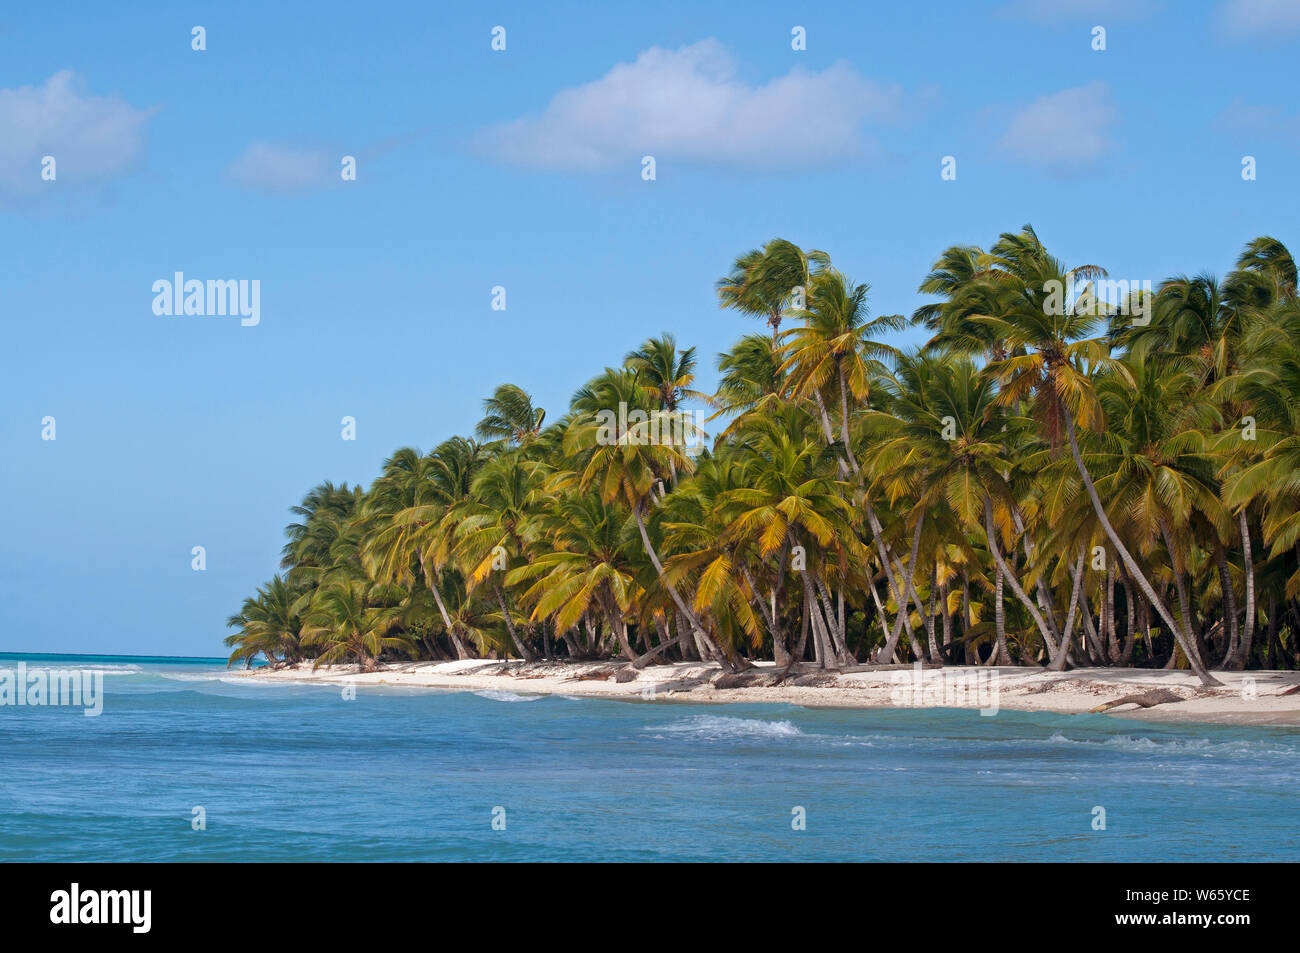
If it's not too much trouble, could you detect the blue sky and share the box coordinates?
[2,0,1297,657]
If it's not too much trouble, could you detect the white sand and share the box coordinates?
[231,659,1300,726]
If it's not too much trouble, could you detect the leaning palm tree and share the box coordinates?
[507,491,653,664]
[301,579,415,672]
[718,419,856,668]
[224,575,305,668]
[779,268,911,647]
[870,353,1054,665]
[230,229,1299,679]
[449,453,551,661]
[978,224,1221,686]
[778,268,903,463]
[564,389,742,670]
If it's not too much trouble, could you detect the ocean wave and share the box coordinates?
[157,672,229,682]
[1045,732,1299,759]
[474,690,542,703]
[653,715,804,741]
[6,664,144,674]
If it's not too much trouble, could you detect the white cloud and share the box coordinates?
[475,39,908,172]
[0,71,153,198]
[998,81,1115,174]
[1212,97,1300,140]
[1218,0,1300,36]
[224,142,338,193]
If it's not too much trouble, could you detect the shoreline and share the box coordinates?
[234,660,1300,727]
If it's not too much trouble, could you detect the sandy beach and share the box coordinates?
[234,659,1300,727]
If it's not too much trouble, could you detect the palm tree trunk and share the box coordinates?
[631,633,684,669]
[925,564,943,664]
[866,572,892,650]
[425,571,472,660]
[1159,518,1206,672]
[982,495,1053,663]
[801,571,835,669]
[1140,596,1154,664]
[795,598,810,661]
[892,553,929,661]
[940,578,953,659]
[992,566,1008,665]
[1106,564,1119,663]
[633,504,739,672]
[837,589,847,660]
[1012,504,1063,643]
[650,613,676,662]
[1050,549,1087,671]
[961,570,976,664]
[603,600,636,661]
[814,574,852,664]
[494,582,534,661]
[742,566,791,667]
[1121,576,1136,664]
[1234,510,1255,668]
[1215,547,1241,669]
[814,379,915,652]
[1062,408,1221,686]
[877,513,925,662]
[1079,587,1105,665]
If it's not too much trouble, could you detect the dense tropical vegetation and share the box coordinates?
[227,227,1300,686]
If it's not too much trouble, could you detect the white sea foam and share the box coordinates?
[1045,732,1297,759]
[654,715,804,741]
[157,672,228,682]
[474,690,542,703]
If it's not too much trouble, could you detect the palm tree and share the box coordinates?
[450,453,550,661]
[565,384,742,670]
[476,384,546,446]
[225,575,304,668]
[778,268,903,464]
[301,580,415,672]
[228,229,1298,683]
[977,224,1221,686]
[871,353,1055,665]
[717,238,830,341]
[624,334,708,412]
[711,333,785,423]
[719,408,857,667]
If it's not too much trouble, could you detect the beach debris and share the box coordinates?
[613,668,637,683]
[567,666,620,682]
[789,673,840,688]
[712,670,797,689]
[1088,688,1185,713]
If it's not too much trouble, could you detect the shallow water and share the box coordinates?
[1,654,1297,861]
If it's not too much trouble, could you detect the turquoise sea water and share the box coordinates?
[1,653,1297,862]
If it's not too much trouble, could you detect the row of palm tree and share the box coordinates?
[227,227,1300,686]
